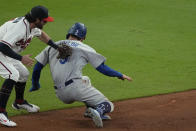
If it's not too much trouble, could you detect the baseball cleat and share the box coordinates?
[86,107,103,128]
[84,110,111,120]
[0,112,17,127]
[12,100,40,113]
[100,114,111,120]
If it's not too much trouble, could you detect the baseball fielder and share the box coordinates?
[30,22,132,128]
[0,5,66,127]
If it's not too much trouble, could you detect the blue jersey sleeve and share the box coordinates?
[96,62,123,78]
[29,62,44,92]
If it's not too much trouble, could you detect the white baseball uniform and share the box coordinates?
[0,17,41,82]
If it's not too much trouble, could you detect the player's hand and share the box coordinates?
[21,54,34,67]
[118,74,132,81]
[29,83,41,92]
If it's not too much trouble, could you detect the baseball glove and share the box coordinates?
[57,44,72,59]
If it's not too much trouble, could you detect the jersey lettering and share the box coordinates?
[70,42,79,47]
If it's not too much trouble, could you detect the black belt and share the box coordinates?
[54,79,73,89]
[65,79,73,86]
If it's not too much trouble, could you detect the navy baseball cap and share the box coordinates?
[30,5,54,22]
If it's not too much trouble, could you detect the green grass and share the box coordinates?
[0,0,196,116]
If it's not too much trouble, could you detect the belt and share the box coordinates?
[65,79,73,86]
[54,79,73,89]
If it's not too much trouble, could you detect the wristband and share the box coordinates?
[47,40,58,49]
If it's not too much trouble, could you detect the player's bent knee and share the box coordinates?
[21,73,29,82]
[18,69,29,82]
[23,69,30,79]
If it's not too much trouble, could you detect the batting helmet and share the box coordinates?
[66,22,87,39]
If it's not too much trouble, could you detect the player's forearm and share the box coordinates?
[32,62,44,85]
[39,31,58,49]
[96,63,123,78]
[0,42,22,61]
[39,31,51,43]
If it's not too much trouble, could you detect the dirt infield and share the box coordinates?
[1,90,196,131]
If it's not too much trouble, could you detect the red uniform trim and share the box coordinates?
[0,40,12,47]
[0,61,12,79]
[23,19,28,39]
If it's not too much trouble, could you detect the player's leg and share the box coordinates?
[11,61,40,113]
[79,87,113,128]
[81,76,114,119]
[55,77,113,128]
[0,57,19,127]
[83,98,114,120]
[54,84,76,104]
[55,76,96,104]
[75,77,114,127]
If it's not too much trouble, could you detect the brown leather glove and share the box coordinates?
[57,44,72,59]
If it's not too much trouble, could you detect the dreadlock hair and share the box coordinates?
[24,12,36,23]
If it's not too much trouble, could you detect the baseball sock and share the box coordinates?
[0,79,16,113]
[95,102,112,116]
[15,82,26,104]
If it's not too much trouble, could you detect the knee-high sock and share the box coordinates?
[0,79,16,112]
[15,82,26,104]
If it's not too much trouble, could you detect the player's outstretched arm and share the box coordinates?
[38,31,51,43]
[96,62,132,82]
[38,31,72,59]
[38,31,58,49]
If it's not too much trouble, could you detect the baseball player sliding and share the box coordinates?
[0,5,68,127]
[30,22,132,128]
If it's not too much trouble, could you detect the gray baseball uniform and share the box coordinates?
[35,40,110,107]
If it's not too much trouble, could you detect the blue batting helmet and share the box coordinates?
[66,22,87,39]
